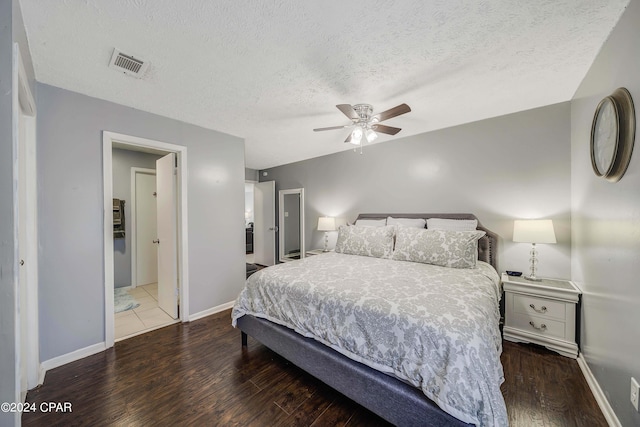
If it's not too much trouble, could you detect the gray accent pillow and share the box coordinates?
[335,225,395,259]
[354,218,386,227]
[426,218,478,231]
[387,216,426,228]
[392,227,486,268]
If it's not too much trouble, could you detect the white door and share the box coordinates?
[14,43,39,397]
[254,181,276,266]
[18,102,29,400]
[135,172,158,286]
[156,153,178,319]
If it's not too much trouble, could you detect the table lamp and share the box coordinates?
[513,219,556,281]
[317,217,336,252]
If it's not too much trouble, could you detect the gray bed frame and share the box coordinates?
[237,213,499,426]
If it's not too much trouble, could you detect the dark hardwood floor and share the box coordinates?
[23,309,607,426]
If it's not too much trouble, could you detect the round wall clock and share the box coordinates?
[590,87,636,182]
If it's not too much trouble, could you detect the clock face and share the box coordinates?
[592,97,618,176]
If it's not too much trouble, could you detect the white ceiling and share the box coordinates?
[19,0,629,169]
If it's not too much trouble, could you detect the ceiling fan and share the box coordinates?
[313,103,411,146]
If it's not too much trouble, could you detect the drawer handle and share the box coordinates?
[529,321,547,331]
[529,303,547,313]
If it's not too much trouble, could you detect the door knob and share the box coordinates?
[20,259,24,266]
[268,226,279,232]
[153,239,160,244]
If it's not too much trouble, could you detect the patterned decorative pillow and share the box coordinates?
[386,216,426,228]
[426,218,478,231]
[334,225,395,259]
[392,227,486,268]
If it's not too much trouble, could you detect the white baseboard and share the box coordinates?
[189,301,235,322]
[41,342,107,374]
[577,352,621,427]
[38,366,46,386]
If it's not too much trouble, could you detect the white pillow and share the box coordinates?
[392,228,486,268]
[387,217,426,229]
[354,218,386,227]
[334,225,395,259]
[426,218,478,231]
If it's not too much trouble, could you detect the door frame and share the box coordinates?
[12,42,40,407]
[130,167,157,288]
[278,188,305,263]
[103,131,189,348]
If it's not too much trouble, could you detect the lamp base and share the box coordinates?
[524,275,542,282]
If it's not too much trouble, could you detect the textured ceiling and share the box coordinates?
[19,0,629,169]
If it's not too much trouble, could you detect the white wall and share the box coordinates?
[36,83,246,362]
[570,1,640,425]
[112,148,162,288]
[261,102,572,278]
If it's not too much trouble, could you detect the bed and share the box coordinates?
[232,213,506,426]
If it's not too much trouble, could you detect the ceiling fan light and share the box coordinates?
[365,129,378,143]
[350,127,363,145]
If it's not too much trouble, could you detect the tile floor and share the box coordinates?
[114,283,179,341]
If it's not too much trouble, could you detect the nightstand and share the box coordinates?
[306,249,330,256]
[502,273,581,359]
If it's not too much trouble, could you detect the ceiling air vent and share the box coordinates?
[108,49,149,78]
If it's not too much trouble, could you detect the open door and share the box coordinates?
[15,43,39,399]
[156,153,178,319]
[18,93,29,401]
[253,181,276,266]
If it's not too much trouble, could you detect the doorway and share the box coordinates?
[112,150,178,340]
[103,132,189,348]
[253,180,276,267]
[245,182,255,264]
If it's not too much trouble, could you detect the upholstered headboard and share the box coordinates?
[355,213,499,270]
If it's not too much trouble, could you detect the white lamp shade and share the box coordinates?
[513,219,556,244]
[350,127,363,145]
[317,216,336,231]
[365,129,378,143]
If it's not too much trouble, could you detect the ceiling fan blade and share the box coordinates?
[344,133,352,143]
[313,125,349,132]
[372,103,411,122]
[372,124,402,135]
[336,104,359,120]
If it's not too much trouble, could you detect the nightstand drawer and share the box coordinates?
[512,294,565,320]
[509,313,566,340]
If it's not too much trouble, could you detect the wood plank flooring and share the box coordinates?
[23,309,607,426]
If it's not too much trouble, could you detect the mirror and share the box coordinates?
[278,188,305,262]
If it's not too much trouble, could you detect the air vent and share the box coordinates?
[108,49,149,78]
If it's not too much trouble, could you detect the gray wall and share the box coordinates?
[1,1,35,425]
[262,103,572,278]
[570,1,640,425]
[245,168,258,182]
[37,84,246,362]
[112,148,162,288]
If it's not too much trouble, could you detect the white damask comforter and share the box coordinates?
[232,252,507,426]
